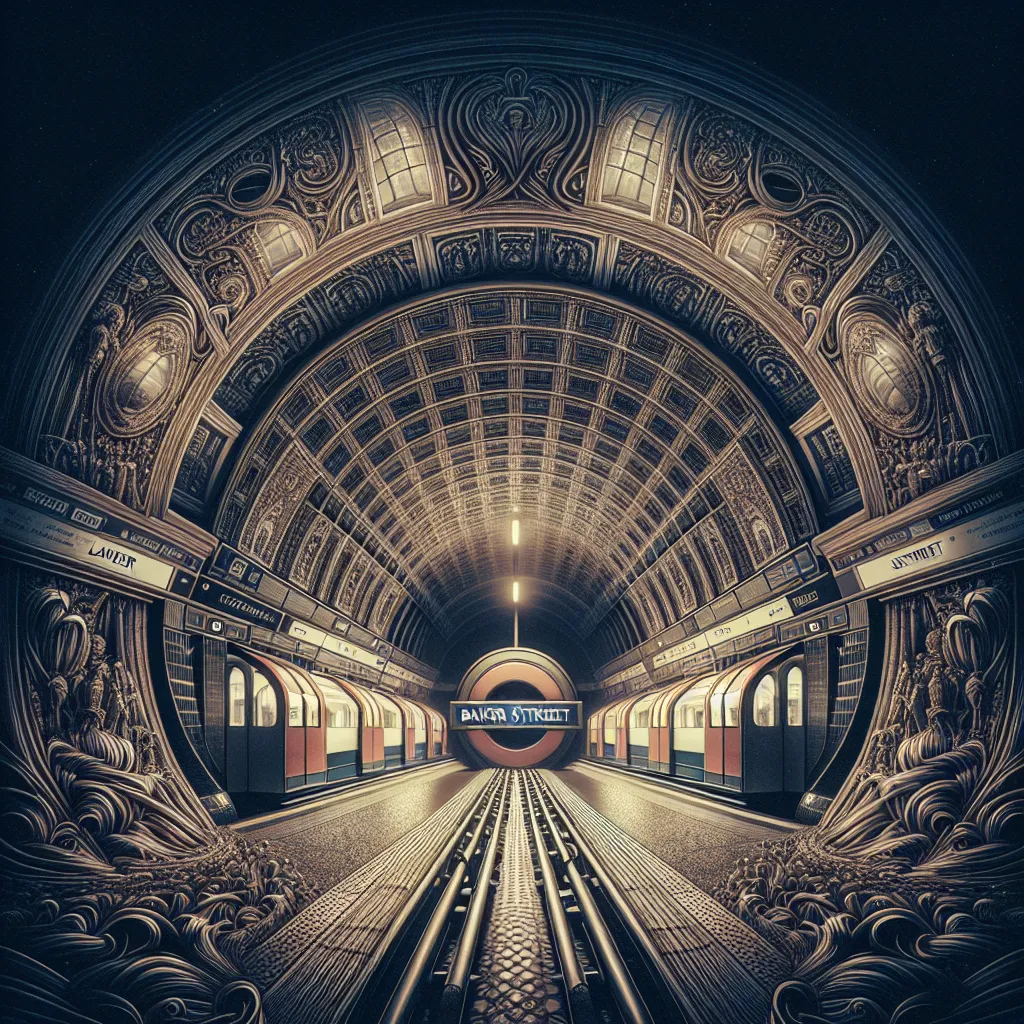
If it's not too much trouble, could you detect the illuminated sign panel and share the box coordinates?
[852,498,1024,590]
[451,701,582,729]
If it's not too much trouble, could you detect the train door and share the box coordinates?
[602,705,617,758]
[226,660,249,792]
[704,669,732,786]
[377,692,404,767]
[746,668,783,792]
[782,659,806,790]
[672,677,712,781]
[314,674,360,781]
[628,692,658,768]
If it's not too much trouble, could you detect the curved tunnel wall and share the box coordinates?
[0,17,1021,1024]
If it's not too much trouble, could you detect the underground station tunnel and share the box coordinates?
[1,15,1022,1024]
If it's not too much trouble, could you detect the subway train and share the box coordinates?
[587,647,812,794]
[224,645,447,795]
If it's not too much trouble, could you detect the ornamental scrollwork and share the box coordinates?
[715,572,1023,1024]
[0,572,318,1023]
[38,244,211,511]
[675,105,877,333]
[156,103,360,327]
[429,67,596,210]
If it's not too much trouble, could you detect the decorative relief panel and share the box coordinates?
[433,226,598,285]
[673,103,878,333]
[826,242,994,510]
[38,242,212,511]
[172,416,229,511]
[414,67,600,210]
[156,102,361,326]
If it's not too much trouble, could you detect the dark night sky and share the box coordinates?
[2,0,1020,352]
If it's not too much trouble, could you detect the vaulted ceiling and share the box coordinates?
[11,20,1011,671]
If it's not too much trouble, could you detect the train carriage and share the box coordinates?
[586,646,809,797]
[219,642,447,797]
[225,650,327,794]
[311,673,361,781]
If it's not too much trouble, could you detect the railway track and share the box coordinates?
[348,768,685,1024]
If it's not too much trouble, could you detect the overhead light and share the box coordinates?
[511,519,520,546]
[512,580,520,603]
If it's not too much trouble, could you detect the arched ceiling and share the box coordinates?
[9,19,1014,671]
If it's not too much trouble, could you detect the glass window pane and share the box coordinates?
[753,674,777,727]
[288,691,303,727]
[229,666,246,726]
[303,693,320,727]
[252,671,277,727]
[710,696,722,728]
[787,666,804,726]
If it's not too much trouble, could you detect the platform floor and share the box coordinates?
[556,761,797,895]
[229,760,800,1023]
[234,760,478,891]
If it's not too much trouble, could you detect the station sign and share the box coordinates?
[0,495,196,596]
[848,497,1024,591]
[451,701,582,729]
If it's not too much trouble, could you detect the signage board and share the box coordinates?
[652,594,794,670]
[450,701,582,729]
[0,497,194,594]
[852,498,1024,590]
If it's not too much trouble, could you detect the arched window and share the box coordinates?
[786,665,804,726]
[252,670,277,727]
[256,220,307,275]
[362,99,431,212]
[723,676,742,727]
[753,674,777,727]
[728,220,775,275]
[228,666,246,727]
[602,101,670,211]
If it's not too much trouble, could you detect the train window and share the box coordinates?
[686,704,704,729]
[786,665,804,726]
[252,671,277,727]
[287,691,303,726]
[724,678,741,727]
[228,666,246,726]
[324,692,354,728]
[382,709,399,728]
[303,693,320,727]
[753,674,777,727]
[710,697,722,728]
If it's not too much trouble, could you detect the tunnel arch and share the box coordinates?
[1,15,1021,1024]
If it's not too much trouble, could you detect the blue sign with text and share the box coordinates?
[451,701,582,729]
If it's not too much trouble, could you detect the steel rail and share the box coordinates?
[535,772,697,1021]
[524,770,598,1024]
[338,769,498,1022]
[438,772,511,1022]
[526,770,653,1024]
[378,773,507,1024]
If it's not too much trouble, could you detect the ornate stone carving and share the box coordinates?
[38,244,211,511]
[157,103,359,325]
[716,572,1022,1023]
[0,571,316,1022]
[676,104,877,332]
[426,67,595,210]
